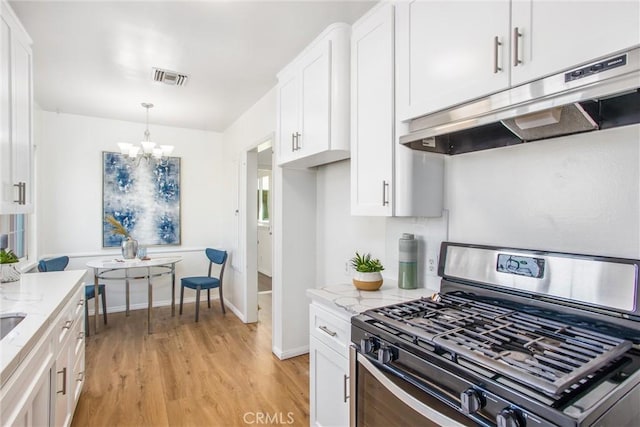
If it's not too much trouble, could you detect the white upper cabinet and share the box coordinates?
[276,23,350,168]
[511,0,640,86]
[396,0,511,121]
[351,2,395,216]
[351,2,444,218]
[397,0,640,121]
[0,1,33,214]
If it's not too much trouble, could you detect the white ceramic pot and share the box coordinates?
[352,271,383,291]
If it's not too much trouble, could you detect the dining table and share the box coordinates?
[86,256,182,334]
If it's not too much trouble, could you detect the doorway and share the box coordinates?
[244,135,273,327]
[256,141,273,323]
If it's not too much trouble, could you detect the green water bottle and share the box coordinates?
[398,233,417,289]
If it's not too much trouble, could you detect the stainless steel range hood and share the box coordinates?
[400,48,640,155]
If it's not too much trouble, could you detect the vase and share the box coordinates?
[352,271,383,291]
[0,263,21,283]
[121,237,138,259]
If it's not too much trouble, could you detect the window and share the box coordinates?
[0,214,28,259]
[257,171,270,224]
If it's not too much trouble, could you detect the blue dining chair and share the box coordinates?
[38,256,107,334]
[180,248,227,322]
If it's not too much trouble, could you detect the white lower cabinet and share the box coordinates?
[309,303,351,427]
[0,278,84,427]
[310,337,349,427]
[54,285,85,427]
[0,339,54,427]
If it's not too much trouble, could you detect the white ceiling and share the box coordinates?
[10,0,374,132]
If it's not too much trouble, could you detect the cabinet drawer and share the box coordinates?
[56,285,84,349]
[310,303,351,356]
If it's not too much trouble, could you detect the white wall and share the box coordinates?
[220,87,276,320]
[446,124,640,258]
[36,111,225,312]
[316,124,640,292]
[316,159,448,291]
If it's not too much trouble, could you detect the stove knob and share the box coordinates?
[460,389,484,414]
[360,338,375,354]
[377,347,392,364]
[497,408,523,427]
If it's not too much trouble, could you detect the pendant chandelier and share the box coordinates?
[117,103,174,163]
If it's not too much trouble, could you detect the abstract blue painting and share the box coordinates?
[102,152,181,247]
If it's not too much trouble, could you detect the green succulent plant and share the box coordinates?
[0,248,19,264]
[350,252,384,273]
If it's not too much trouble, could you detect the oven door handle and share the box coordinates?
[356,351,494,427]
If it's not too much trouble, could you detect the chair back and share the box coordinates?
[38,256,70,272]
[205,248,227,284]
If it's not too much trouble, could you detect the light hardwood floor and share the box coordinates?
[72,294,309,426]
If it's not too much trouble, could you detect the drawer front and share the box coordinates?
[56,285,84,348]
[310,303,351,356]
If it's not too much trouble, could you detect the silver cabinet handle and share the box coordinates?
[77,299,84,306]
[57,367,67,395]
[62,319,73,330]
[291,133,296,152]
[77,371,84,383]
[77,331,84,340]
[513,27,522,67]
[343,374,350,403]
[319,325,336,337]
[13,182,25,204]
[294,132,301,151]
[382,181,390,206]
[493,36,502,73]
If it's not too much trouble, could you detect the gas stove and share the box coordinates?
[350,243,640,427]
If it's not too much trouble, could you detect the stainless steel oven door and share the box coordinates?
[349,346,475,427]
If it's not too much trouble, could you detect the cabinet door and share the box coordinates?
[310,336,349,427]
[298,39,331,158]
[11,34,32,211]
[276,69,299,166]
[54,344,71,427]
[511,0,640,86]
[1,16,12,210]
[396,0,510,121]
[351,3,394,216]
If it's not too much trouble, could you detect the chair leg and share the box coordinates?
[195,287,201,322]
[85,298,90,337]
[179,285,184,315]
[101,290,108,325]
[219,285,226,315]
[207,289,211,308]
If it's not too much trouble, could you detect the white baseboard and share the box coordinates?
[272,344,309,360]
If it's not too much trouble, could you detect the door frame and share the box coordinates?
[242,133,274,324]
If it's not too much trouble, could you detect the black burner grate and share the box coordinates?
[366,294,632,395]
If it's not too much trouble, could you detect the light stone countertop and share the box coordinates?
[307,280,440,317]
[0,270,86,386]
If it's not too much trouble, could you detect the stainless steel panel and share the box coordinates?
[442,244,639,313]
[399,47,640,144]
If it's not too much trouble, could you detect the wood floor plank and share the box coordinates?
[72,294,309,426]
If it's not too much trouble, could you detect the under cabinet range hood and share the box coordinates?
[400,48,640,155]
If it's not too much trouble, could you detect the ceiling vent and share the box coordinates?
[152,68,188,87]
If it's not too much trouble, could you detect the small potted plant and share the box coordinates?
[350,252,384,291]
[0,248,21,283]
